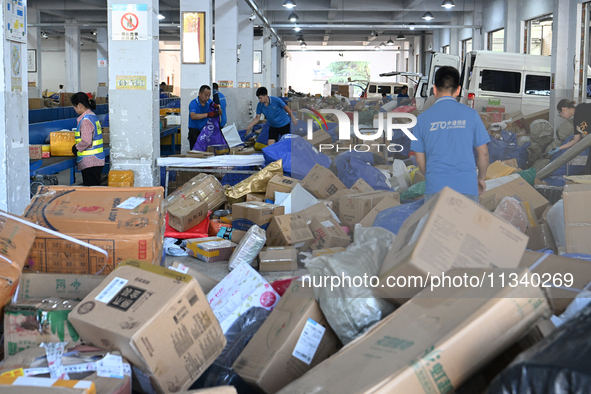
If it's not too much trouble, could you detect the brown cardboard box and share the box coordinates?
[169,261,220,294]
[478,112,493,130]
[266,213,314,251]
[299,202,338,226]
[265,175,299,201]
[231,147,256,156]
[102,133,110,145]
[0,376,95,393]
[523,109,549,132]
[311,247,347,258]
[246,193,266,202]
[231,229,247,244]
[288,101,300,111]
[258,247,298,271]
[412,171,425,185]
[95,97,108,105]
[183,151,215,158]
[309,130,332,147]
[376,187,528,304]
[29,144,43,160]
[338,191,400,229]
[525,220,557,253]
[15,273,105,301]
[187,239,237,263]
[309,217,350,250]
[485,105,505,113]
[350,178,374,193]
[486,160,518,180]
[69,261,226,394]
[232,201,285,231]
[28,98,46,109]
[167,199,208,232]
[563,183,591,254]
[300,164,346,199]
[325,189,356,216]
[358,195,401,227]
[233,281,341,394]
[60,93,74,107]
[479,177,549,218]
[164,174,226,212]
[277,274,550,394]
[24,186,164,275]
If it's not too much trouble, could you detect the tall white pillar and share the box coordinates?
[0,0,29,213]
[65,20,81,92]
[263,28,272,90]
[450,15,459,55]
[214,0,238,87]
[108,1,160,186]
[236,9,255,128]
[472,3,483,50]
[271,44,279,96]
[550,0,575,128]
[27,7,42,98]
[504,0,518,53]
[180,0,213,153]
[96,27,108,97]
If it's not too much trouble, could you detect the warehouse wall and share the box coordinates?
[482,0,506,36]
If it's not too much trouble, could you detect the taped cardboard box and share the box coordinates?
[232,202,285,231]
[376,187,528,304]
[338,191,400,229]
[350,178,374,193]
[523,108,549,132]
[69,260,226,394]
[486,161,518,180]
[167,199,208,232]
[29,145,42,160]
[326,189,356,216]
[266,213,314,251]
[358,195,401,227]
[265,175,299,201]
[0,376,95,394]
[50,132,76,157]
[300,164,346,199]
[168,261,219,294]
[233,281,341,394]
[24,186,165,275]
[309,130,332,147]
[309,218,350,251]
[277,273,550,394]
[525,219,557,253]
[15,273,105,301]
[258,247,298,272]
[164,174,226,212]
[246,193,266,202]
[28,98,46,109]
[479,177,549,218]
[187,239,237,263]
[299,202,339,226]
[563,183,591,254]
[108,170,134,188]
[311,247,346,258]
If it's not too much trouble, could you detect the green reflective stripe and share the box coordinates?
[92,139,103,146]
[74,132,81,137]
[95,121,102,135]
[78,147,104,156]
[75,138,81,143]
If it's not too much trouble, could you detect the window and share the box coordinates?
[526,15,553,56]
[442,45,450,54]
[525,75,551,96]
[369,85,377,93]
[488,29,504,52]
[480,70,521,93]
[461,39,472,64]
[377,85,392,94]
[421,83,428,97]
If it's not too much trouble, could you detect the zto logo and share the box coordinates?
[304,109,418,153]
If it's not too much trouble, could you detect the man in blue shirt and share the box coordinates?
[212,83,227,128]
[396,86,410,107]
[410,66,490,202]
[245,87,298,145]
[188,85,222,150]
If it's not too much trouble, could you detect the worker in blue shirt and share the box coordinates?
[245,87,298,145]
[188,85,222,150]
[212,83,227,128]
[396,86,411,107]
[410,66,490,202]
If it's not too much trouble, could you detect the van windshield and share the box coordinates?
[525,75,551,96]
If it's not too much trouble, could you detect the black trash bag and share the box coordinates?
[189,307,271,393]
[488,303,591,394]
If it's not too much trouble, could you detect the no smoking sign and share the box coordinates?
[112,4,148,41]
[121,13,139,31]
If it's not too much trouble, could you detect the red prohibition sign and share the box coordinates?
[121,13,139,31]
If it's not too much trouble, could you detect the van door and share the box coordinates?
[427,53,461,94]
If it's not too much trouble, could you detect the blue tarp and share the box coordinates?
[486,136,530,170]
[334,151,392,190]
[262,134,332,179]
[372,199,425,235]
[547,134,590,178]
[221,166,255,186]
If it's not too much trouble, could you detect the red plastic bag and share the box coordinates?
[164,212,210,239]
[209,219,232,236]
[271,277,300,296]
[391,105,416,113]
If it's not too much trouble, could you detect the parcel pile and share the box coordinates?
[2,146,591,394]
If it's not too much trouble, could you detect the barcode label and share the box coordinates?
[168,264,189,274]
[95,277,128,303]
[321,220,335,228]
[292,318,326,365]
[116,197,146,210]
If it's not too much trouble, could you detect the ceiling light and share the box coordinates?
[283,0,296,9]
[158,14,165,20]
[397,33,406,40]
[41,31,48,39]
[92,30,97,35]
[293,25,301,32]
[441,0,455,8]
[300,41,307,49]
[409,22,416,30]
[379,42,386,48]
[296,35,304,42]
[386,38,394,45]
[288,12,299,22]
[422,11,434,20]
[371,30,376,37]
[374,46,380,50]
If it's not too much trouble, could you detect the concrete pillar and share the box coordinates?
[234,10,255,128]
[108,1,160,186]
[433,30,441,53]
[450,16,459,55]
[420,34,427,75]
[214,0,238,87]
[27,7,42,98]
[271,44,279,96]
[550,0,575,128]
[96,27,108,97]
[180,0,213,153]
[472,2,483,50]
[262,29,272,91]
[0,1,29,213]
[65,20,81,92]
[504,0,518,53]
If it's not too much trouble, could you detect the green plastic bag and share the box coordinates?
[401,181,425,200]
[517,167,536,186]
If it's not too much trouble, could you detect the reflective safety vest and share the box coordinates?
[75,113,105,163]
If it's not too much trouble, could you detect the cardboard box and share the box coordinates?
[265,175,299,201]
[258,247,298,272]
[42,145,51,159]
[207,262,280,333]
[479,177,549,218]
[207,144,230,156]
[485,105,505,113]
[309,130,332,147]
[15,273,105,301]
[0,376,95,394]
[184,151,215,158]
[278,273,550,394]
[266,213,315,251]
[338,191,399,229]
[164,174,226,212]
[376,187,528,304]
[300,164,346,199]
[309,217,350,251]
[563,183,591,254]
[358,195,401,227]
[59,93,74,107]
[233,281,341,394]
[50,131,76,157]
[28,98,46,109]
[169,261,220,294]
[486,160,518,180]
[525,220,557,253]
[350,178,374,193]
[288,101,300,111]
[95,97,108,105]
[246,193,266,202]
[24,186,165,275]
[69,261,226,394]
[311,247,347,258]
[231,229,247,244]
[187,238,237,263]
[299,202,338,226]
[232,202,285,231]
[29,144,42,160]
[325,189,356,216]
[167,199,208,232]
[523,109,549,132]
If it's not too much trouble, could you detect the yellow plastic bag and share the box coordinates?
[225,160,283,199]
[49,131,76,157]
[108,170,134,187]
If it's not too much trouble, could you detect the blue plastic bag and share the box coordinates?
[193,103,226,151]
[334,151,392,190]
[486,137,530,170]
[547,135,590,177]
[262,134,332,179]
[372,199,424,235]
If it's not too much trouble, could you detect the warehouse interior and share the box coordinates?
[1,0,591,393]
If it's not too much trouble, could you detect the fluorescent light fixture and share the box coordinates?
[422,11,434,20]
[293,25,302,32]
[409,22,416,30]
[379,42,386,48]
[374,46,380,50]
[296,35,304,42]
[158,14,165,20]
[300,41,307,49]
[397,33,406,40]
[386,38,395,45]
[441,0,455,8]
[283,0,296,9]
[288,12,299,22]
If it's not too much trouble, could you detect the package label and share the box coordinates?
[95,277,129,303]
[321,220,335,228]
[97,354,124,379]
[116,197,146,210]
[168,263,189,274]
[292,318,326,365]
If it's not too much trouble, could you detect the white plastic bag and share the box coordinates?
[391,159,411,192]
[228,225,266,271]
[546,199,565,249]
[221,123,244,148]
